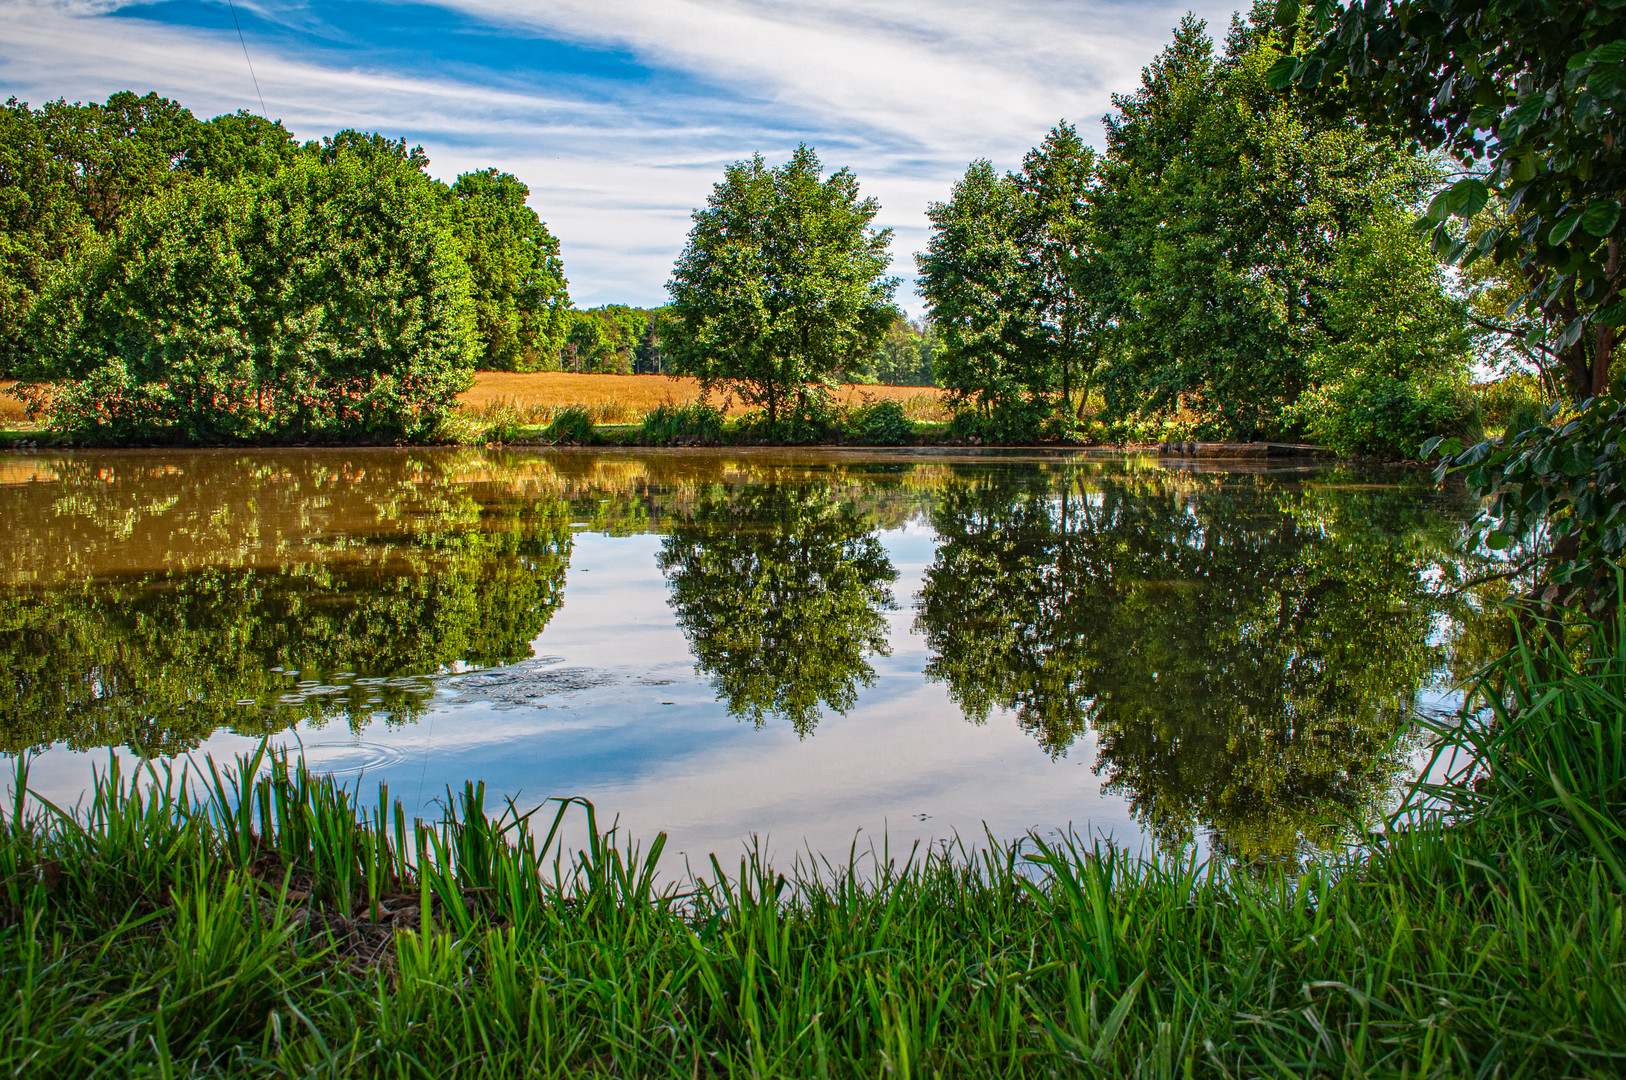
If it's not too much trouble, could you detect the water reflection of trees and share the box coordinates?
[658,484,898,736]
[915,465,1479,860]
[0,500,572,756]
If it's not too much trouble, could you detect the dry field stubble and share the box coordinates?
[0,373,951,429]
[0,383,28,422]
[461,371,949,424]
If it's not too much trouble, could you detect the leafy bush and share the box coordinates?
[542,404,598,444]
[1302,373,1480,459]
[846,398,912,444]
[21,153,477,444]
[639,400,725,445]
[1428,396,1626,615]
[1475,372,1552,437]
[947,405,1038,444]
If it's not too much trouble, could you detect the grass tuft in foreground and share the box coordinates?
[3,616,1626,1077]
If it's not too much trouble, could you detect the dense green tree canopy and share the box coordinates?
[1090,11,1448,440]
[449,169,571,371]
[870,312,940,386]
[561,305,674,374]
[918,159,1044,432]
[919,123,1103,434]
[668,145,897,433]
[23,150,478,443]
[0,91,573,400]
[1280,0,1626,401]
[0,99,91,376]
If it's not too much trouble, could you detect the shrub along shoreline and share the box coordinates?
[3,615,1624,1077]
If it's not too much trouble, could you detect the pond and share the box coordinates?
[0,447,1506,866]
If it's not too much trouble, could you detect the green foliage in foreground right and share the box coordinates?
[3,616,1625,1078]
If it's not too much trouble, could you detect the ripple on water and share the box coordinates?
[298,741,414,778]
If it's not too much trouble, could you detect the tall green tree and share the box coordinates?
[35,91,201,234]
[0,99,91,376]
[918,124,1106,435]
[1015,122,1105,424]
[667,145,897,433]
[23,149,476,443]
[918,160,1044,432]
[1279,0,1626,401]
[448,169,571,371]
[1090,11,1440,439]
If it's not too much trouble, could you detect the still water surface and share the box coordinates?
[0,448,1501,864]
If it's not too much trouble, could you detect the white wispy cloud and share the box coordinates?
[1,0,1247,308]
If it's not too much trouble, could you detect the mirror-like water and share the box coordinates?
[0,448,1507,864]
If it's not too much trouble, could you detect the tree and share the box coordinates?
[871,312,940,386]
[448,169,571,371]
[35,91,201,234]
[23,149,477,443]
[1283,1,1626,614]
[0,98,91,376]
[918,159,1045,432]
[188,110,301,183]
[1296,208,1475,456]
[667,145,897,434]
[658,483,897,736]
[1014,122,1106,424]
[1279,0,1626,401]
[1090,10,1441,439]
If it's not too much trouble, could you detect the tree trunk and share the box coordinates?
[1593,238,1622,398]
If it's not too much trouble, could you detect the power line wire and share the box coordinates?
[225,0,268,117]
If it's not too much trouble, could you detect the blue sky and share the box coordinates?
[3,0,1246,311]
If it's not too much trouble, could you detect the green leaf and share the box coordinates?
[1591,40,1626,65]
[1452,178,1490,219]
[1272,0,1300,30]
[1581,201,1622,236]
[1485,530,1512,551]
[1590,64,1626,98]
[1266,56,1298,91]
[1549,214,1584,245]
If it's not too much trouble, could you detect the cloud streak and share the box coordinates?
[1,0,1247,309]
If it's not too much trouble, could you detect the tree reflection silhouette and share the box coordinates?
[0,500,573,755]
[915,465,1455,860]
[659,485,898,736]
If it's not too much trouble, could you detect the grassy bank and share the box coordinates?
[3,618,1625,1078]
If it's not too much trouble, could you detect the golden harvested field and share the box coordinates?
[0,383,27,422]
[461,372,947,423]
[0,373,949,427]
